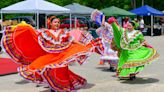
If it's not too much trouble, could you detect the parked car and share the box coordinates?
[60,18,87,29]
[72,16,92,29]
[11,16,36,27]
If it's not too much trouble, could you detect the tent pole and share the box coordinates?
[151,15,153,36]
[35,13,37,27]
[162,26,164,35]
[75,16,77,29]
[45,14,47,28]
[70,13,72,30]
[0,11,3,31]
[36,0,39,29]
[0,11,3,49]
[37,11,39,29]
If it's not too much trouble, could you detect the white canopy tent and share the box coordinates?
[0,0,72,51]
[0,0,71,29]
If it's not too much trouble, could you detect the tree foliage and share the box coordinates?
[0,0,24,9]
[0,0,163,12]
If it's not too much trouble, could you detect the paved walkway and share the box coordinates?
[0,36,164,92]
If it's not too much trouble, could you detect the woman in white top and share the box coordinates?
[139,17,145,32]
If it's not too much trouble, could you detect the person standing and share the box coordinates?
[139,17,145,32]
[123,17,130,29]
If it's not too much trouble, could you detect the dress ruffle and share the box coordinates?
[18,66,87,91]
[111,22,159,77]
[2,22,47,65]
[2,22,94,91]
[122,47,159,68]
[38,29,73,53]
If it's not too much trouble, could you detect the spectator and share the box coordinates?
[139,17,145,32]
[123,17,129,28]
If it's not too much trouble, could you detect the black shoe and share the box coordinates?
[50,89,55,92]
[109,67,116,72]
[36,85,40,87]
[119,77,130,80]
[129,76,136,80]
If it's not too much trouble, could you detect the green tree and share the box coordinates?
[1,0,163,12]
[0,0,23,9]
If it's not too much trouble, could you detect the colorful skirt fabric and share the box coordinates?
[100,40,118,68]
[2,23,47,65]
[110,22,159,77]
[117,46,159,77]
[100,39,118,60]
[19,66,86,91]
[2,22,95,91]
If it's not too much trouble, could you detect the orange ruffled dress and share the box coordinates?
[2,22,96,91]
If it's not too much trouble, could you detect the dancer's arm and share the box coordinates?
[101,15,105,26]
[107,17,123,49]
[107,17,121,33]
[139,34,153,48]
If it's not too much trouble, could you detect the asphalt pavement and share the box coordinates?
[0,36,164,92]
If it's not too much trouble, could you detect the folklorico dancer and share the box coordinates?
[91,10,118,71]
[2,16,104,92]
[107,17,159,80]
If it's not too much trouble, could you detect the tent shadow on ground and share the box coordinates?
[120,77,159,84]
[15,79,30,84]
[81,83,95,89]
[95,66,115,72]
[40,83,95,92]
[96,66,109,70]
